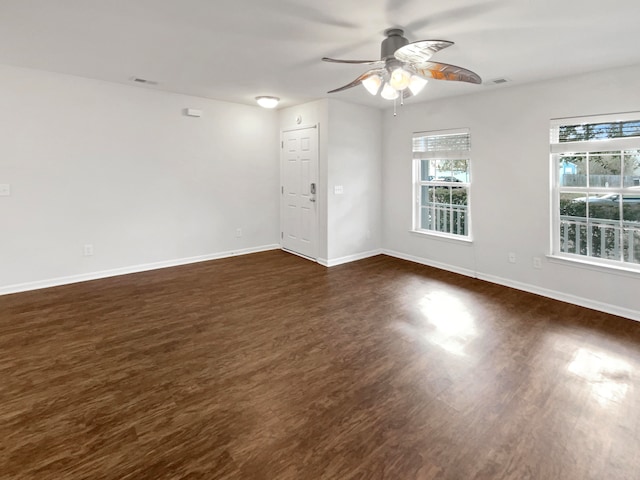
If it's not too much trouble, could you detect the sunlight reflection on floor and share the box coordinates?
[415,290,478,356]
[568,348,632,407]
[391,290,479,356]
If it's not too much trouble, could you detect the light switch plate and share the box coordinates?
[0,184,10,196]
[334,185,344,195]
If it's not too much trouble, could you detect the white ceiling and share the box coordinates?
[1,0,640,109]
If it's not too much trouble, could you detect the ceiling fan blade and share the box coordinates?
[322,57,384,66]
[327,68,386,94]
[394,40,454,64]
[410,61,482,84]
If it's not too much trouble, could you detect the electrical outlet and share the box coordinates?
[83,244,94,256]
[235,228,242,238]
[508,252,516,264]
[533,257,542,269]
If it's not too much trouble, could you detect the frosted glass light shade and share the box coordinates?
[408,75,428,95]
[362,75,382,95]
[389,68,411,91]
[255,96,280,108]
[380,82,399,100]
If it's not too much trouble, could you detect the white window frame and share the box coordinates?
[550,112,640,272]
[412,128,472,240]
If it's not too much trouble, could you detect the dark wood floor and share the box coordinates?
[1,251,640,479]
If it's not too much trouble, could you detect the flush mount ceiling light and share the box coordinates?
[255,96,280,108]
[322,28,481,114]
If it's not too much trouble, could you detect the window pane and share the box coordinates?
[420,185,434,230]
[559,220,588,256]
[622,198,640,262]
[587,195,621,259]
[559,193,587,255]
[413,133,470,152]
[452,187,468,206]
[420,159,434,181]
[623,195,640,223]
[589,152,621,187]
[623,150,640,187]
[623,228,640,264]
[558,154,587,187]
[559,192,587,218]
[433,185,452,205]
[421,159,469,182]
[559,124,588,142]
[559,121,640,142]
[450,159,469,183]
[420,206,430,230]
[588,194,620,221]
[587,221,619,259]
[420,185,433,206]
[420,186,453,233]
[451,187,468,235]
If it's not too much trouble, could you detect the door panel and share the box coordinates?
[281,127,318,259]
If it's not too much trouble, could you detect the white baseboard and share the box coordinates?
[6,244,636,323]
[281,248,316,262]
[382,249,639,323]
[318,249,383,267]
[0,244,280,296]
[476,273,640,322]
[382,249,476,278]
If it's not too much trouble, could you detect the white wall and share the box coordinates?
[279,99,382,265]
[0,65,280,292]
[382,63,640,320]
[326,99,382,263]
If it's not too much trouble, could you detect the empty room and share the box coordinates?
[2,1,640,479]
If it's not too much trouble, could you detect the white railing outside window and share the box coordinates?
[559,216,640,263]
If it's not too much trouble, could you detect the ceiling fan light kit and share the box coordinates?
[381,82,399,100]
[408,75,428,95]
[322,28,481,112]
[389,67,411,90]
[362,75,382,95]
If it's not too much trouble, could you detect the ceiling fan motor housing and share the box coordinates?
[381,28,409,60]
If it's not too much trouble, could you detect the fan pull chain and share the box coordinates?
[393,97,397,117]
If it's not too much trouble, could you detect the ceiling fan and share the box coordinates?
[322,28,481,100]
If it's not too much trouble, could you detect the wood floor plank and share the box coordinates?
[1,250,640,479]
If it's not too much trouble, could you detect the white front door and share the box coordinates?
[281,126,318,259]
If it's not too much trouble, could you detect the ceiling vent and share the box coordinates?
[489,77,510,85]
[130,77,158,85]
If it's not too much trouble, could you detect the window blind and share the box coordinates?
[413,129,470,159]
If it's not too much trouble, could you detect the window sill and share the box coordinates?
[546,254,640,279]
[409,230,473,245]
